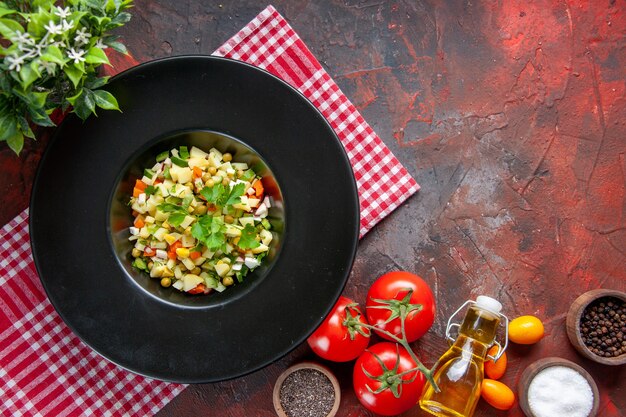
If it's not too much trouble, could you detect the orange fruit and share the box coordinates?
[481,379,515,410]
[508,315,544,344]
[484,345,507,380]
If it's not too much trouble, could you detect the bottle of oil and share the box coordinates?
[419,296,506,417]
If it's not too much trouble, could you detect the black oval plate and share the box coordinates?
[30,56,359,383]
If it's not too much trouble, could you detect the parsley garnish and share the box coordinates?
[200,183,246,209]
[237,224,260,250]
[191,215,226,250]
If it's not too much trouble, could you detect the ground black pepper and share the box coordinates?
[279,368,335,417]
[579,296,626,358]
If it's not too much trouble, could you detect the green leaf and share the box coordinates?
[110,11,131,26]
[41,45,66,66]
[0,114,17,142]
[72,88,96,120]
[105,40,127,54]
[85,47,110,65]
[226,183,246,206]
[85,75,109,89]
[30,91,48,108]
[92,89,119,110]
[0,18,23,39]
[26,10,51,37]
[157,203,185,213]
[144,185,156,196]
[19,62,40,89]
[237,224,260,250]
[27,106,54,127]
[168,212,186,227]
[0,7,16,18]
[64,64,84,88]
[200,184,224,204]
[16,115,35,139]
[6,130,23,154]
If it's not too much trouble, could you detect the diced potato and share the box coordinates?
[219,162,232,171]
[154,210,168,222]
[214,262,230,277]
[260,229,273,246]
[144,216,155,224]
[210,148,223,160]
[174,265,183,279]
[187,157,209,169]
[152,241,167,249]
[231,162,248,171]
[166,259,176,270]
[190,146,209,158]
[131,201,147,214]
[180,215,195,229]
[156,183,169,197]
[193,256,206,266]
[239,217,255,227]
[181,234,196,248]
[182,274,204,291]
[181,257,195,270]
[172,280,184,290]
[139,227,150,239]
[251,243,269,254]
[153,227,168,241]
[170,166,193,184]
[247,198,260,208]
[225,225,242,237]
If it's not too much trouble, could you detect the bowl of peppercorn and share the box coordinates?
[566,289,626,366]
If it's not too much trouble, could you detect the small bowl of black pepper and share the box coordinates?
[273,362,341,417]
[566,289,626,366]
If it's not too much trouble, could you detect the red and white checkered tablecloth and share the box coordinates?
[0,5,418,416]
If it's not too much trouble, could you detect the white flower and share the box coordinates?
[55,7,71,19]
[62,19,74,31]
[74,27,91,46]
[95,39,109,49]
[40,60,58,75]
[6,54,25,71]
[67,48,86,64]
[11,32,35,50]
[44,20,64,35]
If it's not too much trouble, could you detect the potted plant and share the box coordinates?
[0,0,134,154]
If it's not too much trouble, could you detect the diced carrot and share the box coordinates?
[144,247,156,257]
[192,166,203,179]
[132,210,139,217]
[153,178,163,185]
[135,179,147,191]
[189,251,201,260]
[253,179,264,198]
[132,187,142,198]
[167,241,182,259]
[133,216,145,228]
[187,283,206,294]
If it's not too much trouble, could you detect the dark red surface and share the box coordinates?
[1,1,624,416]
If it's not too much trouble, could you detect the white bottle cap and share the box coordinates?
[476,296,502,315]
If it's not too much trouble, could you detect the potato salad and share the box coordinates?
[128,146,272,295]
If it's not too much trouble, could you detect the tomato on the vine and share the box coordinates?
[366,271,435,342]
[353,342,426,416]
[307,296,370,362]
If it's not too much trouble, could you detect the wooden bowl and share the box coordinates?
[518,357,599,417]
[273,362,341,417]
[566,289,626,366]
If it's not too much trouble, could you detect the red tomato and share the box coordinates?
[307,296,370,362]
[366,271,435,342]
[353,342,425,416]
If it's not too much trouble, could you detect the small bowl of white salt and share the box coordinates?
[519,357,599,417]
